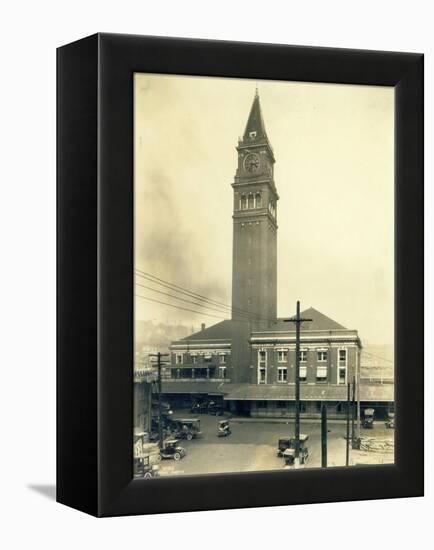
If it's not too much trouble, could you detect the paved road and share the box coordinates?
[158,410,394,477]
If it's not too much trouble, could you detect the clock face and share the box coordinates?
[244,153,260,173]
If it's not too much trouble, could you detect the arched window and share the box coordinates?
[248,194,254,209]
[255,193,262,208]
[240,195,247,210]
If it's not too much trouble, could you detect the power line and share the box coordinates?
[135,293,229,320]
[135,293,263,325]
[135,268,257,318]
[134,268,275,323]
[135,281,255,319]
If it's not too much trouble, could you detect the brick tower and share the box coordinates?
[231,91,279,381]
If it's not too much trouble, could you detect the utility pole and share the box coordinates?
[321,402,327,468]
[283,301,312,467]
[356,346,361,442]
[346,382,351,466]
[351,375,356,449]
[150,352,169,449]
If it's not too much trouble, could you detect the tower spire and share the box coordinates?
[243,89,267,141]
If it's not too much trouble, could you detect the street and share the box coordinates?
[158,410,394,477]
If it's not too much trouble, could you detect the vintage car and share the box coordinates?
[282,434,309,465]
[151,400,173,419]
[208,400,225,416]
[385,411,395,429]
[134,456,160,478]
[217,419,231,437]
[160,439,186,461]
[170,418,202,440]
[190,400,209,414]
[362,408,375,429]
[277,437,292,457]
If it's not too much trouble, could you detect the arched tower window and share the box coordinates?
[255,193,262,208]
[248,194,254,209]
[240,195,247,210]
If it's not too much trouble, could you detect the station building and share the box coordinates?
[162,91,393,419]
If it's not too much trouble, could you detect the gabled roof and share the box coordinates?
[181,319,233,342]
[177,308,348,344]
[273,307,347,332]
[243,91,267,141]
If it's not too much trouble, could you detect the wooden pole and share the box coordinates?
[351,375,356,448]
[321,402,327,468]
[346,382,351,466]
[294,301,301,465]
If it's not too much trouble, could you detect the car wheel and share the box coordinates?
[173,452,181,461]
[144,472,152,479]
[186,433,193,441]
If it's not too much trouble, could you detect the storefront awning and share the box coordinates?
[222,384,394,402]
[160,381,394,402]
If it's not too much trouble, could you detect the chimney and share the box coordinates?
[201,323,206,331]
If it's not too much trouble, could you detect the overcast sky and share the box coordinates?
[134,73,394,347]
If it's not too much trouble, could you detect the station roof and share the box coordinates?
[181,320,232,342]
[178,308,349,345]
[272,308,347,332]
[161,381,394,402]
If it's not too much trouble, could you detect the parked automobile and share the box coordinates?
[151,400,173,417]
[362,408,375,429]
[282,434,309,465]
[160,439,186,461]
[208,400,224,415]
[276,437,292,457]
[385,411,395,429]
[190,400,209,414]
[170,418,202,440]
[217,419,231,437]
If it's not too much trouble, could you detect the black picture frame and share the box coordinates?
[57,33,424,517]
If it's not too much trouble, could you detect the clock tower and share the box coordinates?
[231,91,278,381]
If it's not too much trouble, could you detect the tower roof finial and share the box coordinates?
[243,86,267,141]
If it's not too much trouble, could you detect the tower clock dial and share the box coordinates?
[244,153,260,173]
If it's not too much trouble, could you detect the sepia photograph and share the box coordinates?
[133,73,395,478]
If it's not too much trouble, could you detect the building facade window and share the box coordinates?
[240,195,247,210]
[219,354,226,364]
[338,348,347,384]
[339,349,347,366]
[255,193,262,208]
[316,365,327,382]
[219,366,227,379]
[192,355,197,364]
[278,366,287,382]
[258,350,267,384]
[176,353,183,365]
[277,349,288,363]
[204,354,212,363]
[317,349,328,362]
[276,401,286,409]
[299,366,307,382]
[299,349,307,362]
[248,194,255,209]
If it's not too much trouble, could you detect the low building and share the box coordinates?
[165,307,393,419]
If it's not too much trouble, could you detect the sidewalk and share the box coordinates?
[229,415,351,425]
